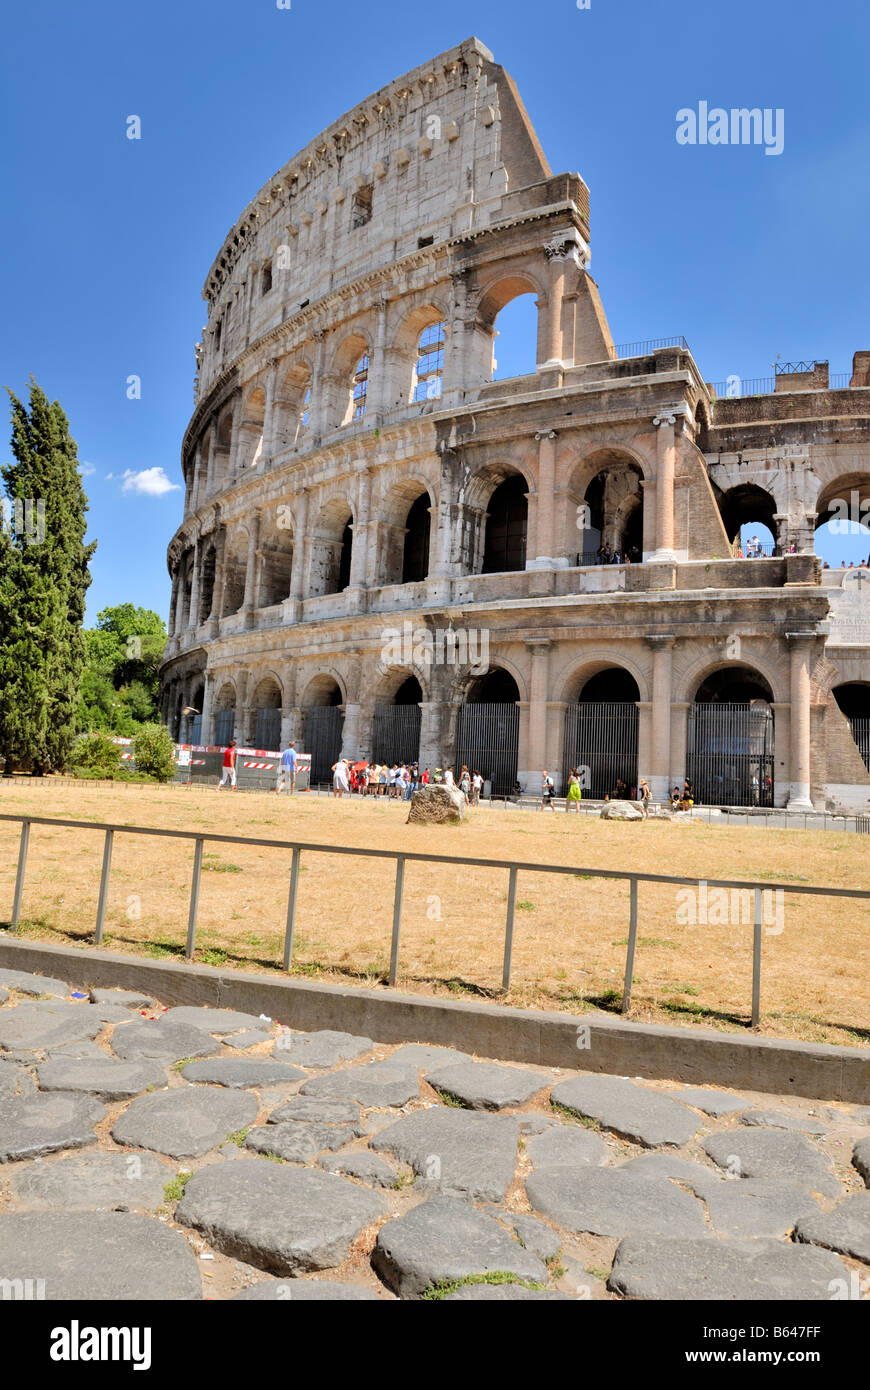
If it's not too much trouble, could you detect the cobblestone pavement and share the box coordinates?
[0,969,868,1301]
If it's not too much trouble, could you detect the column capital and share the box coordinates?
[534,429,558,442]
[785,630,818,645]
[645,633,677,649]
[525,637,554,652]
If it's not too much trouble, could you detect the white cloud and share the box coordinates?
[78,461,96,477]
[120,467,180,498]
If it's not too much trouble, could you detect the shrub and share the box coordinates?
[133,722,176,782]
[68,732,122,777]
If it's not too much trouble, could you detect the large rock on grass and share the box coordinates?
[407,784,465,825]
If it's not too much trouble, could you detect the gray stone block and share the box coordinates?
[666,1087,747,1116]
[160,1006,267,1034]
[704,1180,822,1238]
[36,1057,166,1102]
[245,1122,354,1164]
[268,1096,364,1129]
[426,1061,549,1111]
[0,1211,201,1299]
[0,1001,105,1053]
[373,1196,547,1299]
[794,1193,870,1263]
[223,1030,271,1050]
[176,1161,385,1274]
[854,1138,870,1185]
[317,1153,398,1186]
[740,1109,828,1135]
[371,1108,519,1201]
[89,988,156,1010]
[180,1058,306,1088]
[11,1151,171,1211]
[112,1087,258,1158]
[608,1236,849,1300]
[0,968,70,998]
[550,1075,701,1148]
[111,1018,219,1063]
[0,1063,35,1099]
[617,1154,724,1201]
[703,1130,842,1197]
[0,1093,105,1163]
[388,1044,471,1070]
[525,1124,609,1169]
[301,1061,420,1108]
[526,1166,707,1239]
[274,1030,373,1068]
[504,1212,562,1261]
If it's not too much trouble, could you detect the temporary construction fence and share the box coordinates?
[171,745,311,793]
[2,811,867,1029]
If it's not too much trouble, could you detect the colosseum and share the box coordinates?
[160,36,870,811]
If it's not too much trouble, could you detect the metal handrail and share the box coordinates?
[1,812,867,1028]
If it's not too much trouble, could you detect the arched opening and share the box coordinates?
[199,545,216,624]
[715,484,778,556]
[214,683,236,746]
[402,493,431,584]
[455,669,520,796]
[257,512,294,609]
[180,554,194,629]
[302,676,344,783]
[372,674,423,764]
[273,363,312,454]
[220,535,247,617]
[252,678,282,750]
[491,293,538,380]
[832,683,870,770]
[580,460,644,564]
[309,501,354,598]
[814,473,870,569]
[413,322,446,403]
[688,667,775,806]
[563,667,640,798]
[182,684,204,745]
[483,475,528,573]
[238,388,266,471]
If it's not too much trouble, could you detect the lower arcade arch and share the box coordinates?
[302,676,345,783]
[562,667,640,798]
[371,674,423,765]
[687,667,775,807]
[454,669,520,797]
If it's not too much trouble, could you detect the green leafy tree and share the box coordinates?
[0,380,96,772]
[133,722,175,781]
[78,604,167,735]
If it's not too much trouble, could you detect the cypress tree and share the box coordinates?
[0,380,96,773]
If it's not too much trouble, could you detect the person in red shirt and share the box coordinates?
[421,767,431,785]
[219,740,238,789]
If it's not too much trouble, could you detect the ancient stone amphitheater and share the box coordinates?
[160,36,870,810]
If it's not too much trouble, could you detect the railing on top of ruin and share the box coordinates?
[708,372,852,398]
[612,336,689,358]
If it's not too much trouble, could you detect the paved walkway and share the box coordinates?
[0,967,867,1301]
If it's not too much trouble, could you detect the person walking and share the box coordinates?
[541,769,556,811]
[566,768,582,813]
[422,766,431,786]
[459,764,471,804]
[639,778,651,819]
[277,740,297,795]
[218,739,238,789]
[471,769,482,806]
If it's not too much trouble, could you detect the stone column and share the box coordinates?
[187,539,202,631]
[228,396,243,481]
[287,490,310,617]
[168,569,180,638]
[521,639,552,786]
[348,467,372,592]
[369,300,389,419]
[530,430,558,567]
[309,331,327,441]
[262,358,278,463]
[786,633,815,809]
[670,701,690,794]
[341,703,361,760]
[538,232,586,371]
[419,701,446,772]
[200,672,215,746]
[651,414,677,561]
[646,635,675,801]
[241,510,261,625]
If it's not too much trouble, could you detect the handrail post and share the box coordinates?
[94,829,114,944]
[502,865,518,992]
[283,847,301,971]
[388,855,405,987]
[751,885,763,1027]
[186,837,205,960]
[621,877,639,1013]
[11,820,31,928]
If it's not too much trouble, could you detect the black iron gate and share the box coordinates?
[372,704,422,765]
[849,717,870,772]
[305,706,344,783]
[455,702,519,796]
[688,702,775,807]
[214,710,235,746]
[254,708,281,750]
[563,702,638,799]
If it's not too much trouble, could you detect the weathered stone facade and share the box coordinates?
[160,37,870,811]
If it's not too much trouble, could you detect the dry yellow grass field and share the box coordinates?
[0,777,867,1048]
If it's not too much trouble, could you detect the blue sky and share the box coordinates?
[2,0,869,625]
